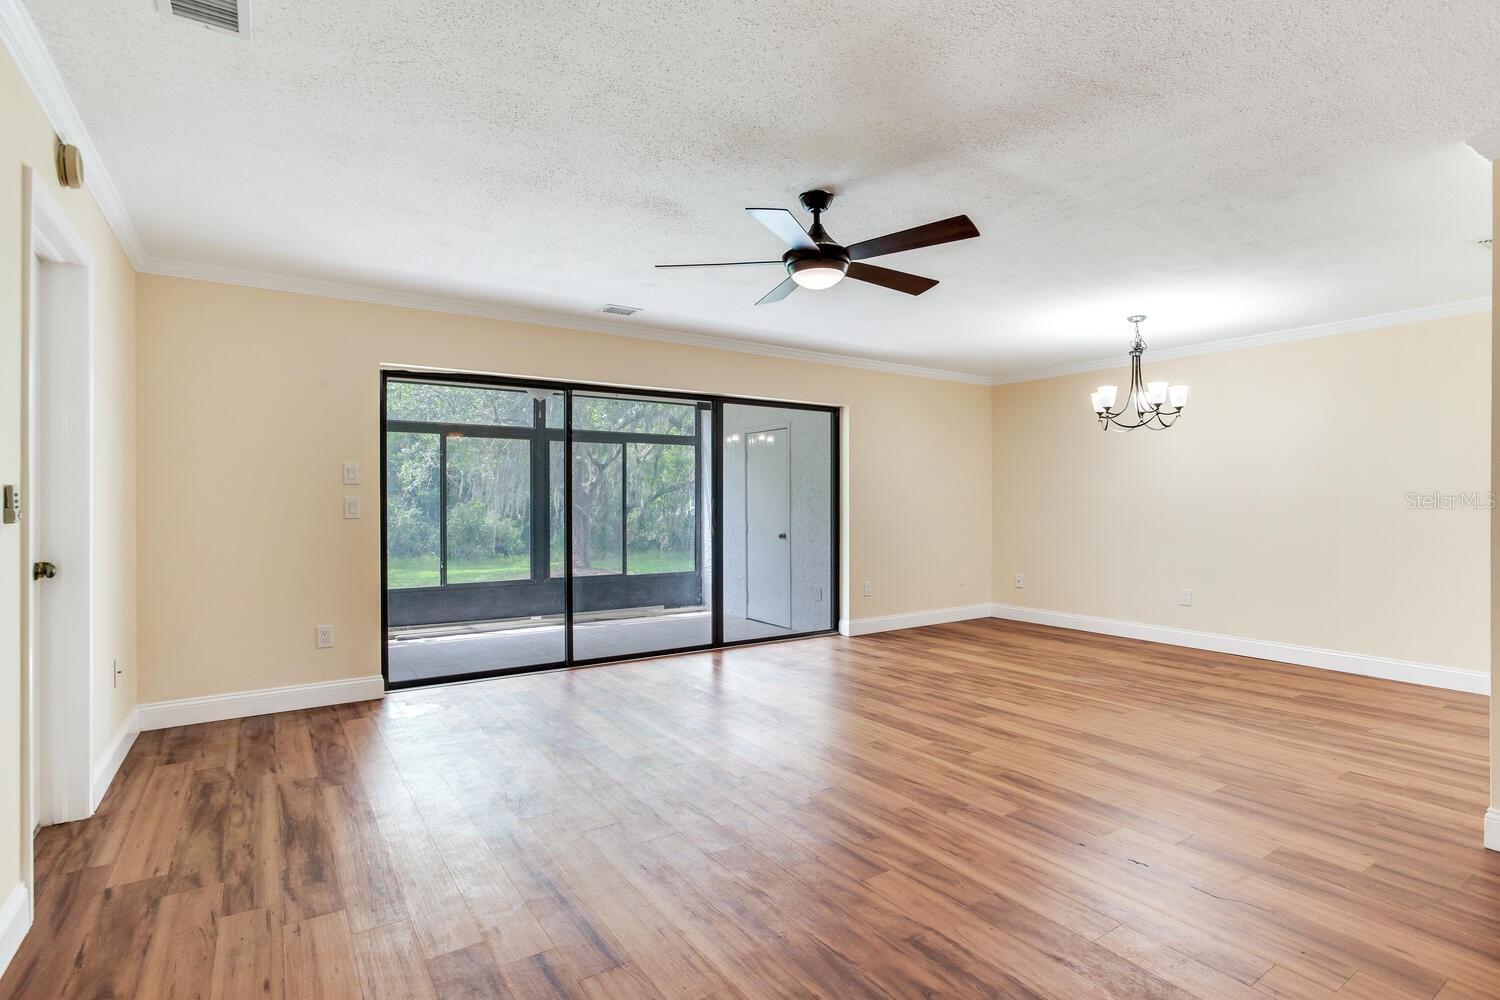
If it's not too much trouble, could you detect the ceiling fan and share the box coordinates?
[656,189,980,305]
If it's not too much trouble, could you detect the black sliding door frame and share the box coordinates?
[379,369,840,689]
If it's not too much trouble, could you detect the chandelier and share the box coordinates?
[1089,315,1189,431]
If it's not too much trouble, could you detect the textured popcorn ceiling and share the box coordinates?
[25,0,1500,378]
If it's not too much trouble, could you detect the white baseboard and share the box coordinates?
[0,883,29,983]
[839,603,993,637]
[90,709,141,812]
[1486,808,1500,852]
[139,675,386,731]
[989,603,1490,695]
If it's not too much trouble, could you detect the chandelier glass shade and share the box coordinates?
[1089,315,1189,431]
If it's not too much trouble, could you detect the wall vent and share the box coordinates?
[600,304,642,316]
[157,0,243,34]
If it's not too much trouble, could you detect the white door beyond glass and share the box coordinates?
[745,427,792,629]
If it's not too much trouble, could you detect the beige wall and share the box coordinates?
[134,274,993,702]
[994,312,1491,676]
[0,48,137,902]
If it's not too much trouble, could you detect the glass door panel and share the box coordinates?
[384,379,565,685]
[569,391,713,661]
[722,402,836,641]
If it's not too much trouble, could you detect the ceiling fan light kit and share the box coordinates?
[658,188,979,304]
[787,252,849,289]
[1090,315,1190,432]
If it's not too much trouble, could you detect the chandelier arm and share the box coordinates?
[1100,412,1151,430]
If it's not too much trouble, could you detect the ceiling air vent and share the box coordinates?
[157,0,243,35]
[600,304,642,317]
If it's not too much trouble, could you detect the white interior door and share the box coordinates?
[26,251,44,829]
[28,235,94,827]
[745,427,791,628]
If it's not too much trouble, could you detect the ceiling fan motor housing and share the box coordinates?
[787,189,847,282]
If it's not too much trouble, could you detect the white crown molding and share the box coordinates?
[143,252,1495,390]
[0,0,146,266]
[1467,128,1500,162]
[140,255,997,385]
[993,298,1492,385]
[989,603,1491,694]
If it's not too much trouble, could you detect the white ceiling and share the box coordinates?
[22,0,1500,380]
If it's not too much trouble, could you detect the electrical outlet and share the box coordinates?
[343,496,361,519]
[862,580,873,598]
[1179,588,1193,607]
[342,461,360,485]
[316,625,334,649]
[1014,573,1025,588]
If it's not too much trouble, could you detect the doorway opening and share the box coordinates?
[381,372,838,687]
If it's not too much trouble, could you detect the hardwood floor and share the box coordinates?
[5,618,1497,999]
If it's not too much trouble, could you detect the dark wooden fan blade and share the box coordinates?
[655,261,781,268]
[845,214,979,261]
[755,276,798,305]
[746,208,818,250]
[846,262,939,295]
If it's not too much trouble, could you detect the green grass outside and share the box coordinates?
[625,549,693,574]
[388,549,693,589]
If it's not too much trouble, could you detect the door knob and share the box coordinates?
[32,561,56,580]
[777,532,787,539]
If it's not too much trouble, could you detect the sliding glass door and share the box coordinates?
[384,380,565,684]
[382,373,834,688]
[569,391,713,662]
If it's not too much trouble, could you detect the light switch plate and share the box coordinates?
[343,496,361,519]
[342,461,360,485]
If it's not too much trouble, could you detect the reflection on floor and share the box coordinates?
[387,611,795,683]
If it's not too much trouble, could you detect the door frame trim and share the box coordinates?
[21,168,97,910]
